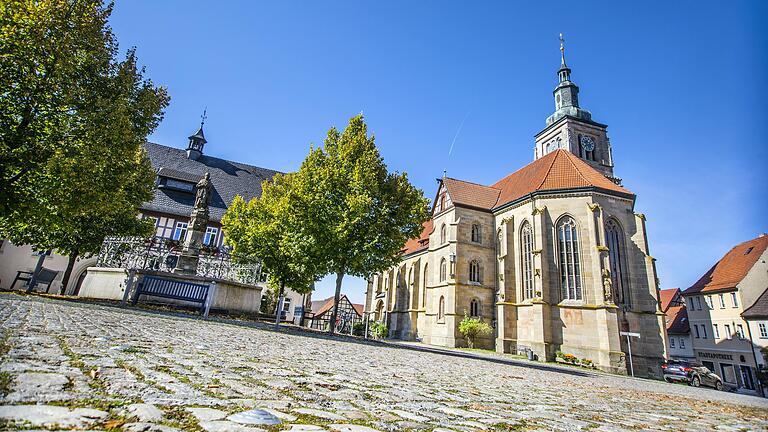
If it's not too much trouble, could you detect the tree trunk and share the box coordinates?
[60,250,79,295]
[274,281,285,330]
[327,272,344,334]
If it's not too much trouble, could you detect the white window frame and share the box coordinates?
[696,297,702,310]
[172,222,188,241]
[713,323,720,339]
[759,322,768,339]
[731,292,739,308]
[670,338,675,348]
[719,293,725,309]
[736,324,744,339]
[705,295,713,309]
[680,338,685,348]
[203,226,219,246]
[724,324,732,339]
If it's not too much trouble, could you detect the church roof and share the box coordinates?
[683,235,768,295]
[440,149,633,212]
[402,220,433,256]
[141,142,281,222]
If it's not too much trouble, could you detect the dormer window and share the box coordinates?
[162,178,195,192]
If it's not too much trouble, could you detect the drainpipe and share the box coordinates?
[745,321,765,397]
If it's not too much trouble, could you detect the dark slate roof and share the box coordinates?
[141,142,282,222]
[742,288,768,319]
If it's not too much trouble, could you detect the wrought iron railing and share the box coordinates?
[96,236,266,285]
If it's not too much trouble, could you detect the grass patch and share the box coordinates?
[162,405,204,432]
[0,371,13,397]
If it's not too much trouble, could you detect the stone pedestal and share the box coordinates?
[174,207,208,275]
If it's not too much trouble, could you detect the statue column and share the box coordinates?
[174,172,211,275]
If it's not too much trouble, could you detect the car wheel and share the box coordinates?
[715,381,723,391]
[664,377,672,383]
[690,376,700,387]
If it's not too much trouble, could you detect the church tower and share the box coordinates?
[534,35,618,182]
[186,110,208,161]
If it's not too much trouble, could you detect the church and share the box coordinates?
[364,39,667,377]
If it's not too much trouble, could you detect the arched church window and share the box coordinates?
[438,296,445,322]
[422,263,428,307]
[440,224,447,244]
[470,299,480,317]
[471,224,482,243]
[469,260,481,283]
[440,258,447,282]
[557,216,582,300]
[605,219,629,305]
[521,221,534,300]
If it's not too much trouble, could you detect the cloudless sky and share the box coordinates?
[110,1,766,304]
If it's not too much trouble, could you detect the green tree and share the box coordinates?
[458,314,492,349]
[223,174,319,329]
[293,114,430,334]
[0,0,168,292]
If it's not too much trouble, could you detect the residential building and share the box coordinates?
[660,288,694,360]
[0,122,310,322]
[308,294,364,333]
[742,287,768,397]
[681,234,768,395]
[364,41,667,377]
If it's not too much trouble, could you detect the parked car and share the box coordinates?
[661,359,724,390]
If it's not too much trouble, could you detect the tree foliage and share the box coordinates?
[0,0,169,291]
[292,114,430,333]
[458,315,492,349]
[223,174,319,326]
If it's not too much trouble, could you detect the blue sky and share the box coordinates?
[110,1,766,304]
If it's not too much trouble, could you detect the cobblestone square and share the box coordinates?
[1,294,766,431]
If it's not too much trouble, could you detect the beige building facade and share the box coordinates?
[365,45,667,377]
[681,235,768,395]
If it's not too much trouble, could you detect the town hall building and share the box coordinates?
[364,39,667,377]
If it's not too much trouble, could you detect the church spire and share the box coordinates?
[558,33,571,83]
[186,108,208,160]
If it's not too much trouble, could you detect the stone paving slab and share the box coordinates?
[1,294,767,432]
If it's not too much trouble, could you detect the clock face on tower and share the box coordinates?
[580,135,595,152]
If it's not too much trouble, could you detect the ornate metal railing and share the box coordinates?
[96,236,266,285]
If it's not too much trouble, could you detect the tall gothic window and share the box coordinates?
[422,263,428,307]
[470,299,479,317]
[521,221,534,300]
[605,219,628,305]
[440,258,447,282]
[469,260,481,283]
[440,224,447,244]
[471,224,481,243]
[438,296,445,322]
[557,216,582,300]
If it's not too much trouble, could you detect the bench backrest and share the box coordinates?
[140,276,209,303]
[37,268,59,283]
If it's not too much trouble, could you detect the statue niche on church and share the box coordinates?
[601,268,613,303]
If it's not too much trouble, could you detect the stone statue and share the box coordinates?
[601,268,613,303]
[194,172,211,210]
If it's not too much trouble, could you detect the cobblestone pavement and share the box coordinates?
[1,295,767,432]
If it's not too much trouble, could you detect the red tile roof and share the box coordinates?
[439,150,633,212]
[402,219,433,256]
[491,150,633,208]
[659,288,680,312]
[310,295,363,318]
[683,235,768,295]
[441,177,500,210]
[665,305,690,335]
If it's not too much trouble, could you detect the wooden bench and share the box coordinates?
[10,267,59,292]
[132,275,213,316]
